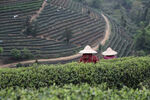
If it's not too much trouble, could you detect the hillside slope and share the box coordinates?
[73,0,134,57]
[0,0,134,66]
[0,0,105,60]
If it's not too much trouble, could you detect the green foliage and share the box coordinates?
[134,24,150,54]
[121,0,133,9]
[75,0,148,35]
[98,44,102,51]
[22,48,33,59]
[23,17,37,37]
[0,47,3,54]
[140,0,150,24]
[63,28,73,44]
[90,0,101,9]
[139,79,150,89]
[10,48,33,60]
[0,57,150,89]
[16,63,23,68]
[121,15,127,27]
[0,84,150,100]
[135,50,146,56]
[10,49,21,60]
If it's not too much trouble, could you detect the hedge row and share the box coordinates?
[0,57,150,89]
[1,84,150,100]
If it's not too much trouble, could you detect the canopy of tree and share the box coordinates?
[135,24,150,54]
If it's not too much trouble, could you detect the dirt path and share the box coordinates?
[0,14,111,68]
[101,14,111,45]
[30,1,47,22]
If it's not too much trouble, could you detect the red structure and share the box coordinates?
[80,54,98,63]
[79,45,99,63]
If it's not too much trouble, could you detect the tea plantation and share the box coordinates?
[0,56,150,99]
[1,84,150,100]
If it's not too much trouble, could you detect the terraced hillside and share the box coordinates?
[103,16,134,57]
[72,0,134,57]
[0,0,106,59]
[0,0,133,64]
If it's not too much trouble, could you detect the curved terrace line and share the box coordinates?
[0,14,111,68]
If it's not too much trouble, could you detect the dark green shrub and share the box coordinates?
[0,57,150,89]
[1,84,150,100]
[91,0,101,9]
[23,16,37,37]
[10,48,33,60]
[134,25,150,54]
[10,49,21,60]
[139,79,150,89]
[16,63,23,68]
[22,48,33,59]
[135,50,146,56]
[63,28,73,44]
[0,47,3,54]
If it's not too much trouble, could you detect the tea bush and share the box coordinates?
[0,84,150,100]
[0,57,150,89]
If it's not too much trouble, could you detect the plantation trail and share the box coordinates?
[21,1,47,33]
[0,14,111,68]
[101,14,111,45]
[30,0,47,22]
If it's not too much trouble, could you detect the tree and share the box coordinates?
[0,47,3,55]
[140,0,150,25]
[24,16,31,29]
[63,28,73,44]
[122,0,132,9]
[22,48,33,59]
[91,0,101,9]
[23,16,37,37]
[10,49,21,60]
[135,50,146,56]
[10,48,33,60]
[134,24,150,54]
[30,21,38,37]
[121,16,127,27]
